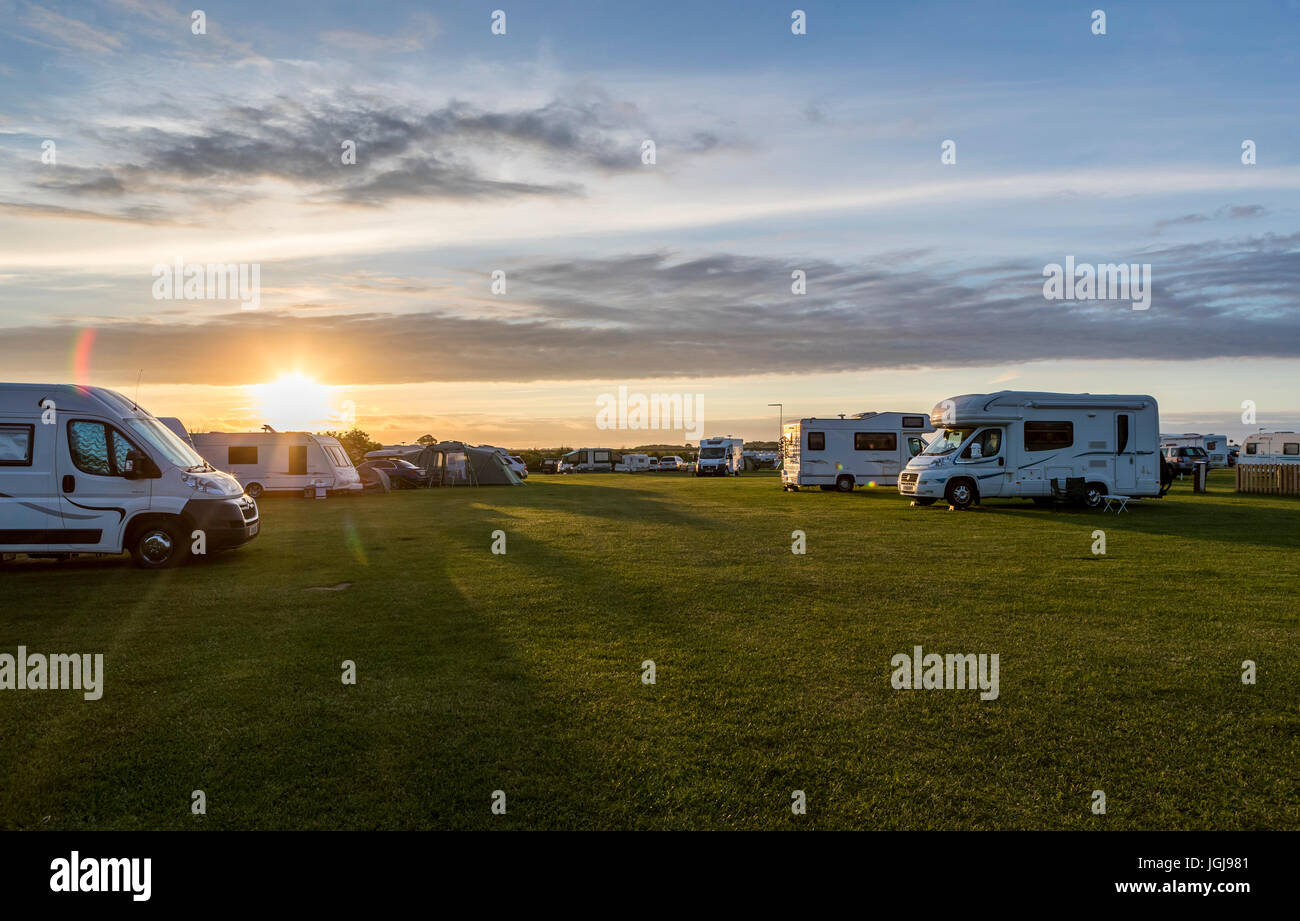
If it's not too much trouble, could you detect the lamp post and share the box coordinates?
[768,403,783,441]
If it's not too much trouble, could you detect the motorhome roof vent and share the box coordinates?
[850,411,879,419]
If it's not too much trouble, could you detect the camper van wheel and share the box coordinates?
[245,482,264,499]
[1084,483,1105,509]
[128,518,190,569]
[945,479,975,510]
[835,475,854,492]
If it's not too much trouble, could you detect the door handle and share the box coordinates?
[62,474,75,493]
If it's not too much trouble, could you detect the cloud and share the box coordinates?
[319,13,439,53]
[1154,204,1270,234]
[5,234,1298,386]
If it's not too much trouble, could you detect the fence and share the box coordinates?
[1236,463,1300,496]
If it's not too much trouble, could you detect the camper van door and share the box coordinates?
[1115,412,1137,491]
[0,418,64,548]
[58,417,152,553]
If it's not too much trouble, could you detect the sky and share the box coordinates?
[0,0,1297,447]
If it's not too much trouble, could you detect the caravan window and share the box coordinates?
[1024,421,1073,452]
[902,416,927,429]
[67,421,143,477]
[228,446,258,465]
[807,432,825,451]
[594,451,610,463]
[1246,443,1257,455]
[1286,443,1300,456]
[0,424,34,466]
[854,432,897,451]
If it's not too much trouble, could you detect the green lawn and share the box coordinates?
[1,469,1296,830]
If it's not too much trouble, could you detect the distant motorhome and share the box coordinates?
[559,448,619,473]
[1160,432,1229,468]
[192,431,363,498]
[899,391,1166,509]
[696,436,744,477]
[0,383,258,567]
[1239,432,1300,463]
[782,412,935,491]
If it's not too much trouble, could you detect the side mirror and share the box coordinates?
[123,449,158,479]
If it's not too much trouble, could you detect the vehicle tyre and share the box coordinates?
[945,479,976,510]
[245,482,264,499]
[835,475,854,492]
[1084,482,1105,509]
[129,518,190,569]
[912,497,937,506]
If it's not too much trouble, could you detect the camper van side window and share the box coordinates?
[1286,443,1300,456]
[594,451,610,463]
[1246,443,1257,454]
[807,432,825,451]
[0,424,35,466]
[902,416,927,429]
[228,446,258,465]
[1024,421,1073,452]
[67,421,142,477]
[854,432,897,451]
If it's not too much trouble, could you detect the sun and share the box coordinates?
[249,373,337,432]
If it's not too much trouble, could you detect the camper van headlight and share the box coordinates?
[182,472,232,496]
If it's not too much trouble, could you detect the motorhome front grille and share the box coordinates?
[900,472,918,485]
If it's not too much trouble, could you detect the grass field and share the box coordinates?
[1,469,1296,830]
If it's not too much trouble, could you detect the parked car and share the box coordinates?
[659,455,684,471]
[1161,445,1209,476]
[358,458,430,488]
[505,455,528,478]
[541,458,559,474]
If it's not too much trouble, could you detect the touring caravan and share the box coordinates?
[1239,432,1300,463]
[615,453,653,472]
[696,437,744,476]
[781,412,934,491]
[191,431,363,498]
[898,391,1166,509]
[1161,432,1230,468]
[158,416,196,449]
[0,383,258,568]
[559,448,619,473]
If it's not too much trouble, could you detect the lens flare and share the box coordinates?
[72,328,96,386]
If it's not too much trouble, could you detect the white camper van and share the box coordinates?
[899,391,1166,509]
[191,431,363,498]
[1161,433,1230,468]
[696,436,744,477]
[0,383,258,568]
[781,412,934,491]
[1239,432,1300,463]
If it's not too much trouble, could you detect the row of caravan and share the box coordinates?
[782,392,1172,509]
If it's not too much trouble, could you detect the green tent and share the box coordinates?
[413,441,523,486]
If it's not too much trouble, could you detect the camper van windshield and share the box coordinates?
[921,428,976,456]
[700,447,726,458]
[123,417,207,470]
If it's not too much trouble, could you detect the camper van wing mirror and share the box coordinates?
[123,449,159,479]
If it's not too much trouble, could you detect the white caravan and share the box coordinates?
[1239,432,1300,463]
[696,436,744,477]
[899,391,1165,509]
[1160,432,1230,468]
[0,383,258,568]
[191,431,363,498]
[781,412,934,492]
[615,453,653,472]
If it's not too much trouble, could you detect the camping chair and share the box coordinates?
[1050,477,1087,506]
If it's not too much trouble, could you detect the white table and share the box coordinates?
[1101,495,1138,513]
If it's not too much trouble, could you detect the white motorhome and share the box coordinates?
[0,383,258,568]
[1160,432,1230,468]
[781,412,934,492]
[696,436,744,477]
[191,431,363,498]
[558,448,618,472]
[899,391,1166,509]
[1239,432,1300,463]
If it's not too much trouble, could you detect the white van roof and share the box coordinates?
[934,391,1157,424]
[0,383,145,419]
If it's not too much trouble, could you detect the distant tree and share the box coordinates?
[320,428,382,466]
[417,434,437,445]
